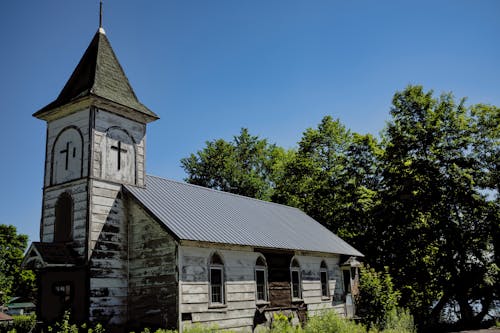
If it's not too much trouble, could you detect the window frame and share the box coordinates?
[209,253,225,306]
[52,281,73,304]
[290,258,302,300]
[255,256,268,303]
[320,261,330,299]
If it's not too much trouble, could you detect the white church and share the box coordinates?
[22,18,362,332]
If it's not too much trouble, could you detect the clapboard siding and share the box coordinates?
[179,246,260,331]
[296,255,343,315]
[88,179,128,325]
[179,247,348,331]
[89,306,127,326]
[41,179,88,256]
[128,198,178,330]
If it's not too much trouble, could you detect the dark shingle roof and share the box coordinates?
[125,175,363,256]
[34,29,158,120]
[28,242,80,266]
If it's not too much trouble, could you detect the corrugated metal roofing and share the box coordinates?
[124,175,363,257]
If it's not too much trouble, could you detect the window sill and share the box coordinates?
[208,304,227,312]
[256,300,270,306]
[321,296,331,301]
[291,298,304,303]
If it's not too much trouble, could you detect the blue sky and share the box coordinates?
[0,1,499,244]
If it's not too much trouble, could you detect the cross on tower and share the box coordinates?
[59,142,72,170]
[111,141,127,170]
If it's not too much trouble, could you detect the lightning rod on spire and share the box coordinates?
[99,0,106,34]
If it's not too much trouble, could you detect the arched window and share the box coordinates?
[320,261,330,298]
[209,252,225,304]
[54,192,73,243]
[290,258,302,299]
[255,256,268,302]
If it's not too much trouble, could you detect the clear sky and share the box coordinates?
[0,1,499,244]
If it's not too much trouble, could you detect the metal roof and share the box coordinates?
[124,175,363,256]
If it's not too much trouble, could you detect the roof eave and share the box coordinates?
[33,94,159,124]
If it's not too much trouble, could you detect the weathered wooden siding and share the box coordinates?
[128,199,178,329]
[179,246,259,332]
[296,255,344,316]
[179,246,347,331]
[45,108,90,187]
[93,109,146,187]
[41,179,88,256]
[88,180,128,325]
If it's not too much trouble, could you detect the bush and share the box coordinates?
[356,266,400,330]
[383,308,416,333]
[269,313,302,333]
[304,310,366,333]
[142,324,229,333]
[48,312,104,333]
[0,314,36,333]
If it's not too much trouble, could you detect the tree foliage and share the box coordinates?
[376,86,499,328]
[181,128,291,201]
[0,224,36,304]
[273,116,381,248]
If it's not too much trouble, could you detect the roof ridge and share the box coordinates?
[143,174,304,212]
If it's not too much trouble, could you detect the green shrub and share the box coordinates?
[269,313,302,333]
[148,323,231,333]
[356,266,400,330]
[304,310,366,333]
[0,313,36,333]
[48,311,104,333]
[384,308,416,333]
[178,325,222,333]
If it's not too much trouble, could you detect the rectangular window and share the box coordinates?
[210,267,223,304]
[256,269,267,301]
[320,270,329,297]
[53,283,72,302]
[291,270,301,299]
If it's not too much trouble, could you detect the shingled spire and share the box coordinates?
[34,28,158,122]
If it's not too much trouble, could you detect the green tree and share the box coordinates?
[273,116,352,230]
[0,224,36,304]
[376,85,499,329]
[273,116,381,248]
[356,266,401,330]
[181,128,291,201]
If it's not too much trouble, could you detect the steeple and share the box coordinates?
[33,26,158,122]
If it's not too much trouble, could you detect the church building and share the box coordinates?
[22,21,362,332]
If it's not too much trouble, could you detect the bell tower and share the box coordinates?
[34,25,158,251]
[28,20,158,325]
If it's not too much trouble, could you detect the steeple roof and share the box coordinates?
[34,29,158,121]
